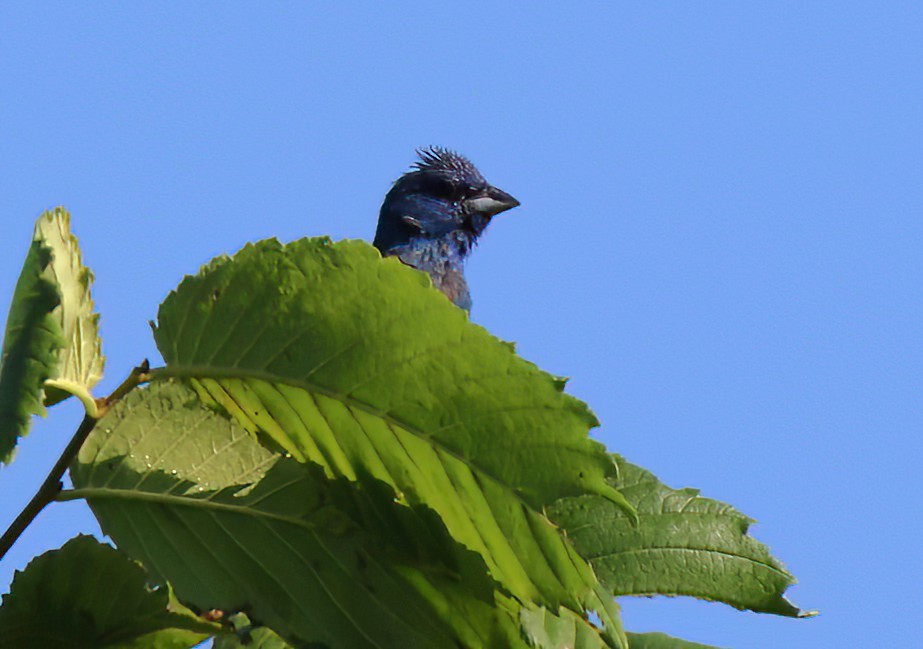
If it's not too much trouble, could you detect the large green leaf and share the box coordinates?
[0,208,104,463]
[70,381,538,649]
[549,455,811,617]
[0,535,216,649]
[149,237,634,643]
[215,606,636,649]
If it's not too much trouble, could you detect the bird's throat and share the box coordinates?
[391,234,474,311]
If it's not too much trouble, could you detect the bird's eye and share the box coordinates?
[426,177,456,199]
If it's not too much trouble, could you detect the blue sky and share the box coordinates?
[1,3,920,647]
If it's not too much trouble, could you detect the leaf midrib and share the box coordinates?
[58,486,324,533]
[153,365,607,619]
[587,545,792,579]
[151,365,537,509]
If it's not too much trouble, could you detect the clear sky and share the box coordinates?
[1,3,920,647]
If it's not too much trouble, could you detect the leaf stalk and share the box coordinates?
[0,360,150,562]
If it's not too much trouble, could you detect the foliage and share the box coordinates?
[550,455,808,616]
[70,381,532,648]
[0,211,811,648]
[0,208,104,463]
[0,535,216,649]
[212,615,294,649]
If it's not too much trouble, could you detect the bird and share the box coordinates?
[374,147,520,312]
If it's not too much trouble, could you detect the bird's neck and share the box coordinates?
[395,229,477,266]
[390,232,476,311]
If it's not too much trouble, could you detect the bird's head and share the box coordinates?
[374,147,520,256]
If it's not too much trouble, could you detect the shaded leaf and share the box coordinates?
[0,208,104,463]
[549,455,810,617]
[0,535,216,649]
[213,614,296,649]
[214,629,294,649]
[150,237,633,644]
[0,229,62,462]
[71,381,535,649]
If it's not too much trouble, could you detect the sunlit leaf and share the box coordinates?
[149,237,634,645]
[0,208,104,463]
[549,455,811,617]
[520,604,612,649]
[71,381,535,649]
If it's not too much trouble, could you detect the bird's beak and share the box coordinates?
[465,186,520,217]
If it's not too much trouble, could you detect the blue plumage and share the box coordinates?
[374,147,519,311]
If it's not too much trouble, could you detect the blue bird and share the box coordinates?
[374,147,520,312]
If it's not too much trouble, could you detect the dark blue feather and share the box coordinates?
[374,148,519,312]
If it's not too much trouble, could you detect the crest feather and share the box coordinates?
[413,146,485,184]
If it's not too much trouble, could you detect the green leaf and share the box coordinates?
[0,207,104,463]
[0,535,216,649]
[34,208,105,407]
[626,632,725,649]
[549,455,810,617]
[0,224,63,462]
[71,381,535,649]
[519,605,611,649]
[150,237,634,644]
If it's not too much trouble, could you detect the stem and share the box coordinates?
[0,415,96,561]
[103,360,152,407]
[0,360,150,562]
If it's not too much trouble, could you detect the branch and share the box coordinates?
[0,360,150,562]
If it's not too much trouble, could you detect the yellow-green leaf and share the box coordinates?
[0,208,104,463]
[151,237,634,645]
